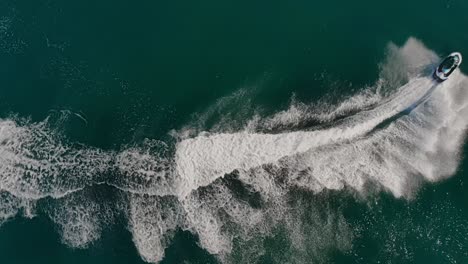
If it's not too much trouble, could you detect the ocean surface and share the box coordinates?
[1,0,468,263]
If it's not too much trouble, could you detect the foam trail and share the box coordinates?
[368,82,437,134]
[173,40,465,200]
[174,76,440,197]
[129,38,468,263]
[0,38,467,264]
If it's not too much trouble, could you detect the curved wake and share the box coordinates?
[0,38,467,263]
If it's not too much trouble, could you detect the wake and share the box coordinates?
[0,38,467,263]
[174,76,441,198]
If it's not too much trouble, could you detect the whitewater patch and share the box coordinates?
[0,117,112,199]
[174,76,445,198]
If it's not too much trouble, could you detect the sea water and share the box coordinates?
[0,1,468,263]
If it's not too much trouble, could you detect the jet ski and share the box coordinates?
[434,52,462,81]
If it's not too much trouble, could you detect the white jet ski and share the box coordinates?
[434,52,462,81]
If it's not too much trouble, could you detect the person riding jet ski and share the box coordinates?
[434,52,462,81]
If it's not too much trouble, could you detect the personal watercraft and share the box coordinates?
[434,52,462,81]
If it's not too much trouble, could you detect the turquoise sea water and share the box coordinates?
[1,0,468,263]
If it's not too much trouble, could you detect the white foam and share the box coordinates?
[174,76,446,198]
[114,140,177,196]
[128,195,183,263]
[47,192,114,248]
[0,117,112,199]
[180,183,264,257]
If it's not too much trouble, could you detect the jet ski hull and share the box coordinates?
[434,52,462,82]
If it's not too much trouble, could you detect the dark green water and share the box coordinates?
[0,0,468,263]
